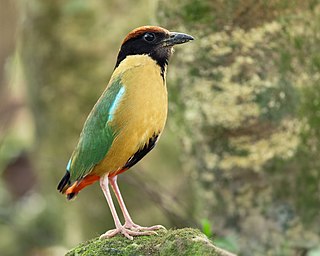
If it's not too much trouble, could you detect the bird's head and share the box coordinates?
[115,26,194,72]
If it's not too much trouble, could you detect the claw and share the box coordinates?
[100,226,158,240]
[124,223,166,232]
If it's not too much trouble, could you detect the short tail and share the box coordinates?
[57,172,100,200]
[57,171,76,200]
[57,171,71,193]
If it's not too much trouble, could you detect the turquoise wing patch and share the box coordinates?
[68,77,125,181]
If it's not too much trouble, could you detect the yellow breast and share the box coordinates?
[93,55,168,176]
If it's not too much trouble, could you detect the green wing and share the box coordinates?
[68,77,125,181]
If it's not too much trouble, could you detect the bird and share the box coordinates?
[57,25,194,240]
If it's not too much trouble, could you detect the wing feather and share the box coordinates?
[68,77,125,182]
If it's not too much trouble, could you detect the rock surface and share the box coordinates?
[66,228,236,256]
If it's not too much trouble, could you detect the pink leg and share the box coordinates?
[109,175,165,231]
[99,175,157,240]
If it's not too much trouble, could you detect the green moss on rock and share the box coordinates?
[66,228,236,256]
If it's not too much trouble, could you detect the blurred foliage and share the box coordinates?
[201,218,213,238]
[159,0,320,255]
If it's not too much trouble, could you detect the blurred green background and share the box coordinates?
[1,0,320,255]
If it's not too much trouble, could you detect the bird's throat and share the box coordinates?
[112,55,166,84]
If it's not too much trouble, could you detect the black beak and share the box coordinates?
[163,32,194,46]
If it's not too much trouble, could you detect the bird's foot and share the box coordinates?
[99,226,158,240]
[124,222,166,232]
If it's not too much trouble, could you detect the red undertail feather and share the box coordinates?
[57,167,130,200]
[57,173,100,200]
[66,174,100,200]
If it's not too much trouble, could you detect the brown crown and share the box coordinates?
[122,26,169,45]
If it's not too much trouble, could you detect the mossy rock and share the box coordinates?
[66,228,236,256]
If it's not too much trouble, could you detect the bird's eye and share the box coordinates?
[143,33,156,42]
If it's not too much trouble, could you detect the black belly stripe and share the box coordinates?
[123,134,159,170]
